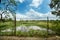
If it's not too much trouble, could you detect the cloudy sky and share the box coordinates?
[15,0,57,20]
[0,0,57,20]
[17,0,50,13]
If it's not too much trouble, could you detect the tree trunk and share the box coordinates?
[1,14,2,21]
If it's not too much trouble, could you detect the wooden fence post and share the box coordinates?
[14,13,16,36]
[45,17,49,40]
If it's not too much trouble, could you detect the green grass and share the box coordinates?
[0,21,14,30]
[16,30,48,37]
[0,20,60,37]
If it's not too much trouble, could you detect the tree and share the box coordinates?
[0,0,17,35]
[49,0,60,35]
[49,0,60,16]
[0,0,17,21]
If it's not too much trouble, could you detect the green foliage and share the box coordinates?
[0,20,60,37]
[16,30,48,37]
[0,0,17,22]
[16,20,60,36]
[0,32,13,36]
[16,31,28,37]
[0,21,14,31]
[50,20,60,35]
[10,0,16,6]
[50,0,60,16]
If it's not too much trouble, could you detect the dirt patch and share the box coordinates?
[0,36,60,40]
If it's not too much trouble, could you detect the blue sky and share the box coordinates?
[16,0,57,20]
[17,0,51,14]
[0,0,57,20]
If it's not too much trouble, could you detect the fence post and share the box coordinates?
[56,18,58,40]
[14,13,16,36]
[45,17,49,40]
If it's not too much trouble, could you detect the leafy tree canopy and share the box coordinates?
[0,0,17,20]
[49,0,60,16]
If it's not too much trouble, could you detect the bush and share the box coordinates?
[16,30,48,37]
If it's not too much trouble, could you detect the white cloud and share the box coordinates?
[26,9,57,20]
[40,12,57,20]
[18,0,24,3]
[0,9,57,21]
[30,0,43,8]
[16,9,57,20]
[16,13,30,21]
[26,9,42,18]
